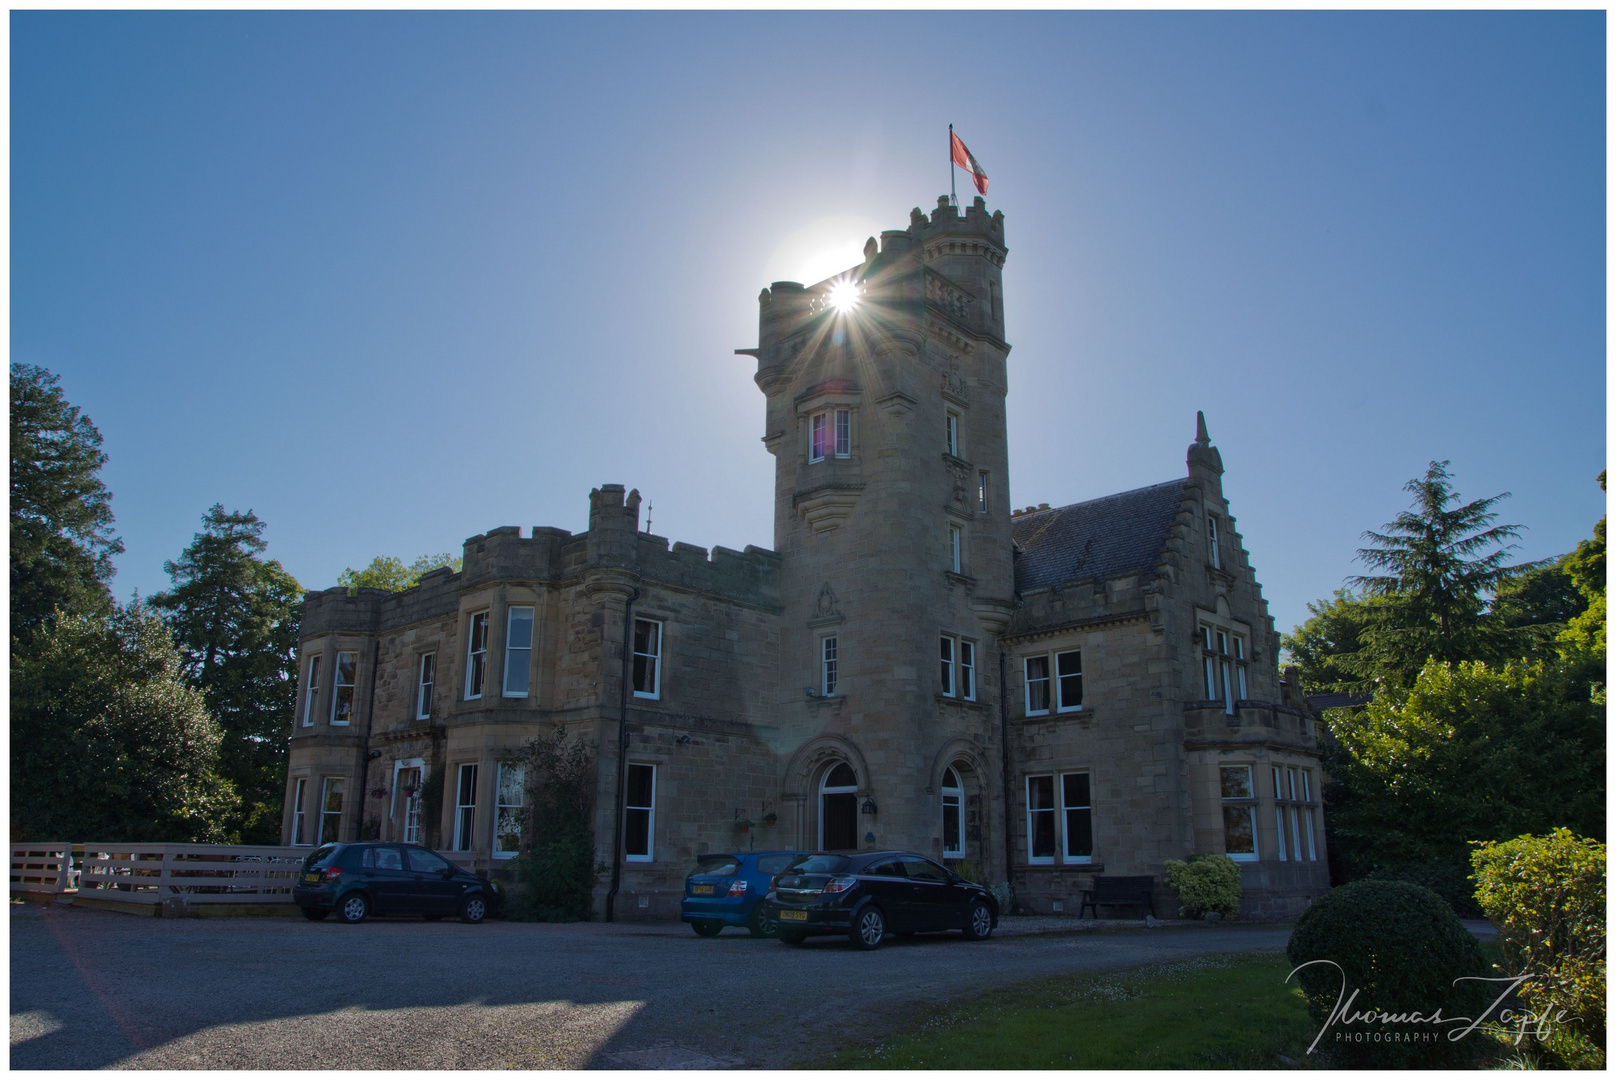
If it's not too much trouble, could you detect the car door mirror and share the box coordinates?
[948,871,963,884]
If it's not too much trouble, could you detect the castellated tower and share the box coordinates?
[744,195,1015,864]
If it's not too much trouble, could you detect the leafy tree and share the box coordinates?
[503,726,597,921]
[12,603,237,842]
[337,552,462,594]
[1346,460,1533,686]
[1280,589,1375,695]
[1557,471,1605,702]
[1326,659,1604,883]
[10,364,123,651]
[150,506,302,844]
[1490,558,1588,660]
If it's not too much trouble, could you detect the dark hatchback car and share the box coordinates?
[761,850,999,950]
[293,842,502,924]
[681,851,807,937]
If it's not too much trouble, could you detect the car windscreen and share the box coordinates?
[689,857,739,877]
[755,854,800,876]
[787,854,850,875]
[304,845,341,869]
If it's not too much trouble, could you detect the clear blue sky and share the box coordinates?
[13,11,1605,637]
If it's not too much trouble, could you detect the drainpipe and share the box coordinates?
[604,586,640,922]
[355,638,382,842]
[998,649,1014,907]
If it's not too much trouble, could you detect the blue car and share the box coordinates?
[682,850,807,937]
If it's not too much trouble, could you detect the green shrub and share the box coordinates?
[1471,829,1606,1069]
[504,726,597,922]
[1286,880,1488,1067]
[1364,858,1482,918]
[1163,853,1242,918]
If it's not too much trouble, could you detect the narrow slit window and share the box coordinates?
[949,525,962,574]
[1061,772,1093,861]
[959,639,975,701]
[1208,514,1222,569]
[978,473,989,514]
[291,778,308,845]
[318,778,344,845]
[810,412,829,462]
[494,763,524,857]
[821,635,838,697]
[946,412,960,456]
[834,409,851,457]
[939,636,956,697]
[453,763,478,851]
[941,767,963,859]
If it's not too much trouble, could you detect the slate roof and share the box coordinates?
[1011,479,1188,593]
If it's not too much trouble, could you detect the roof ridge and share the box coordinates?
[1029,478,1185,517]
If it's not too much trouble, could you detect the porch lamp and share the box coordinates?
[861,798,878,815]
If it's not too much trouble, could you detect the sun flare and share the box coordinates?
[827,279,861,312]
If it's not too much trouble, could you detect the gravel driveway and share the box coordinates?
[11,902,1290,1069]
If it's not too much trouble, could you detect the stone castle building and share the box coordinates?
[283,195,1329,919]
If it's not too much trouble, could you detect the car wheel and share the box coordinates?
[851,906,886,950]
[963,901,994,941]
[460,895,487,924]
[300,907,329,921]
[777,930,808,945]
[337,893,369,924]
[748,906,778,939]
[691,920,723,937]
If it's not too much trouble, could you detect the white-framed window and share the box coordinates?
[1025,649,1082,713]
[632,618,662,699]
[394,764,423,845]
[978,473,989,514]
[946,411,960,456]
[1026,774,1056,864]
[453,763,478,851]
[1061,772,1094,862]
[625,763,656,862]
[1220,765,1258,861]
[503,606,534,697]
[1276,765,1319,863]
[290,777,309,845]
[1025,655,1051,714]
[1199,622,1247,714]
[941,767,964,859]
[494,763,524,858]
[318,777,344,845]
[1207,513,1222,570]
[821,635,838,697]
[958,639,975,701]
[330,651,357,726]
[1055,650,1083,711]
[949,524,962,573]
[1303,768,1318,861]
[301,655,321,727]
[465,612,489,699]
[811,408,850,462]
[416,653,434,720]
[810,412,829,462]
[939,636,956,696]
[834,408,851,457]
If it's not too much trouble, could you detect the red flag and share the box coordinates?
[951,131,989,195]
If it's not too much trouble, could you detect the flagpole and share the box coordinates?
[949,124,957,206]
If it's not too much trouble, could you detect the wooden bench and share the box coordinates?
[1079,875,1155,919]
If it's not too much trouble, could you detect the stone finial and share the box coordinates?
[910,207,927,231]
[863,236,878,264]
[1187,411,1224,476]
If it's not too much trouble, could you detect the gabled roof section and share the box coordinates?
[1012,479,1188,592]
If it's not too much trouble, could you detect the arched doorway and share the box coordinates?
[819,763,859,851]
[941,767,964,859]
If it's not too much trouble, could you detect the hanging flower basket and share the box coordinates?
[762,812,778,826]
[734,818,755,834]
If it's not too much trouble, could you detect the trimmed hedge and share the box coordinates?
[1163,853,1242,918]
[1286,880,1487,1068]
[1471,829,1606,1069]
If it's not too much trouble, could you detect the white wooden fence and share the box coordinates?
[10,844,73,894]
[21,844,305,906]
[13,842,481,910]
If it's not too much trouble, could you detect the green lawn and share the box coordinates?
[830,952,1319,1070]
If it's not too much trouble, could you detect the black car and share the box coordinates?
[761,850,998,950]
[292,842,502,924]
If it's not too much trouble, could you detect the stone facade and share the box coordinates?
[282,195,1328,920]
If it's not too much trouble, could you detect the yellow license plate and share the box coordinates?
[780,909,808,921]
[303,873,320,884]
[692,884,714,895]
